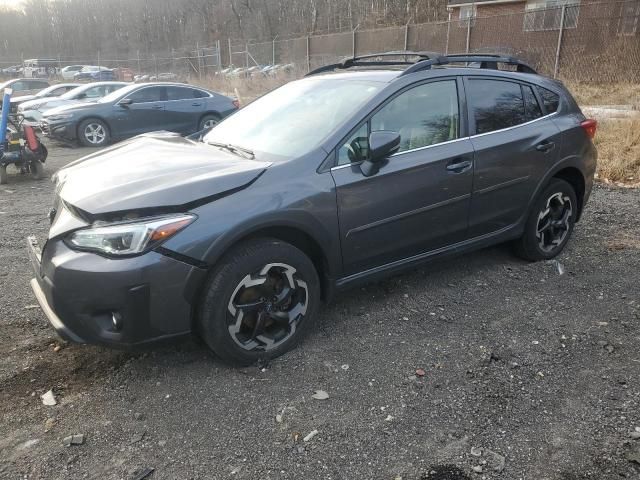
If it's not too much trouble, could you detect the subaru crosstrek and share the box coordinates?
[28,53,597,365]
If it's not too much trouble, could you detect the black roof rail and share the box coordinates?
[305,51,442,76]
[400,54,537,76]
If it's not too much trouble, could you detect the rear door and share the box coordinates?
[164,86,206,133]
[332,78,474,275]
[465,77,562,237]
[113,86,167,136]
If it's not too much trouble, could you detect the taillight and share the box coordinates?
[581,119,597,139]
[232,99,240,109]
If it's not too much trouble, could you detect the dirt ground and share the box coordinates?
[1,144,639,480]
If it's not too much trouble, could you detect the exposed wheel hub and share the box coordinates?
[227,263,308,352]
[536,192,572,253]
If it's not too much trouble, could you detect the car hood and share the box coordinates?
[11,94,37,103]
[55,133,271,216]
[44,102,99,117]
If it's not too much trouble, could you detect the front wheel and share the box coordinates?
[78,119,110,147]
[197,238,320,366]
[514,178,577,261]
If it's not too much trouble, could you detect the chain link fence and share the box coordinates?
[0,0,637,83]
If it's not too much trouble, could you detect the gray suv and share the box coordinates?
[28,53,597,365]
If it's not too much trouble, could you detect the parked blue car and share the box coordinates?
[74,66,115,82]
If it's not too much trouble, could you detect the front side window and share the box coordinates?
[204,78,383,159]
[337,123,369,165]
[468,79,527,135]
[126,87,164,103]
[371,80,459,153]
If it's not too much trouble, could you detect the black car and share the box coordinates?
[28,53,597,365]
[41,82,239,146]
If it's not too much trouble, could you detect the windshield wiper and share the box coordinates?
[206,141,255,159]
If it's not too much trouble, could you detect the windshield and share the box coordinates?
[36,85,62,97]
[203,78,384,158]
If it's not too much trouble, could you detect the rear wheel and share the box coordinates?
[514,178,577,261]
[198,114,220,131]
[198,238,320,366]
[78,119,110,147]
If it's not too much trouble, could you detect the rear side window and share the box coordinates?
[522,85,543,121]
[467,79,526,135]
[30,81,49,89]
[538,87,560,113]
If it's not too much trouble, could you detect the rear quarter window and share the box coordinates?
[538,87,560,114]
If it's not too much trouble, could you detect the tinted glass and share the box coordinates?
[166,86,194,101]
[126,87,163,103]
[468,79,526,135]
[523,85,543,121]
[371,80,459,152]
[337,123,369,165]
[50,87,68,96]
[539,87,560,113]
[192,89,208,98]
[30,81,49,89]
[204,78,383,159]
[10,81,26,91]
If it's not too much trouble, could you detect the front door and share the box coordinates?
[114,86,167,137]
[464,77,562,237]
[331,79,474,275]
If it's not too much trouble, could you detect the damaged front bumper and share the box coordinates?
[27,235,202,348]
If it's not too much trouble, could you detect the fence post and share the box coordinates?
[137,50,140,74]
[306,36,311,72]
[245,42,249,68]
[554,5,567,79]
[272,35,278,65]
[217,40,222,72]
[445,12,451,54]
[404,23,410,51]
[352,27,356,57]
[196,41,202,79]
[228,38,232,67]
[465,17,471,53]
[153,55,158,79]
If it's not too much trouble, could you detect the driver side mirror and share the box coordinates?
[360,131,401,177]
[119,98,133,107]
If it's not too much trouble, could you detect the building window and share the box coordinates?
[524,0,581,31]
[458,5,476,27]
[618,0,640,35]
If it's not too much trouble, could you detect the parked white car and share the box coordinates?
[17,81,128,123]
[60,65,86,80]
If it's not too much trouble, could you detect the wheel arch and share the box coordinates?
[552,166,585,221]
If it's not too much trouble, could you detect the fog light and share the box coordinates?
[111,312,123,331]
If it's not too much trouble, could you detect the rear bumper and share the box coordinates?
[27,236,202,349]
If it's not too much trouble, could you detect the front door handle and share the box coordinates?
[536,141,555,153]
[192,103,203,107]
[151,105,163,110]
[446,159,473,173]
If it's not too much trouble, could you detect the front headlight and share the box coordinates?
[45,113,74,121]
[66,214,195,256]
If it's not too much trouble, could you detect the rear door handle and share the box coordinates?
[151,105,163,110]
[192,103,203,107]
[446,159,473,173]
[536,141,555,153]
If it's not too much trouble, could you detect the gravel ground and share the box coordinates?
[1,145,639,480]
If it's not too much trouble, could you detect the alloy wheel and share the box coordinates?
[203,118,218,129]
[84,123,106,145]
[536,192,572,253]
[227,263,309,352]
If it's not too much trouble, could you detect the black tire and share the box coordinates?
[198,114,220,131]
[78,118,110,147]
[30,160,44,180]
[198,238,320,366]
[514,178,577,261]
[0,165,7,185]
